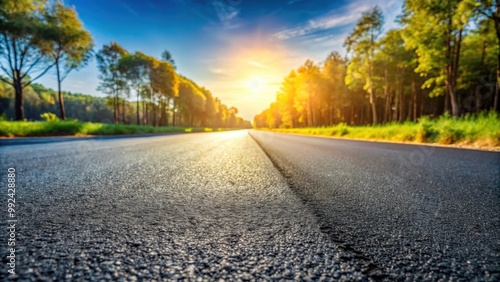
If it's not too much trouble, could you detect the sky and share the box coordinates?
[38,0,404,121]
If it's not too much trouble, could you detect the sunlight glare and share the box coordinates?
[248,76,264,93]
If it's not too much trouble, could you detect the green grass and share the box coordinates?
[266,111,500,149]
[0,120,229,137]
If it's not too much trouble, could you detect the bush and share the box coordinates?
[265,111,500,149]
[416,116,438,142]
[40,112,59,122]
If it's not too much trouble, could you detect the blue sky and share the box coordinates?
[38,0,403,120]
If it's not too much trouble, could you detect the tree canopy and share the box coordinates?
[255,0,499,128]
[0,0,250,128]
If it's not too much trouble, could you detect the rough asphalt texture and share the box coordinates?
[250,130,500,281]
[0,130,498,281]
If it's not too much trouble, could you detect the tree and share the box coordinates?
[466,0,500,110]
[344,6,384,124]
[200,87,217,127]
[402,0,472,117]
[177,76,205,126]
[322,51,348,124]
[457,22,498,111]
[377,29,416,122]
[150,58,178,126]
[96,42,127,123]
[277,70,299,128]
[0,0,54,120]
[161,50,176,69]
[43,0,93,120]
[295,60,322,127]
[118,51,150,125]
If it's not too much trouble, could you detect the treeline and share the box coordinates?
[96,43,250,128]
[254,1,499,128]
[0,81,113,122]
[0,0,250,128]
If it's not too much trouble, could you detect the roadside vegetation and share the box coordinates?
[254,2,500,150]
[266,112,500,149]
[0,119,229,137]
[0,0,251,129]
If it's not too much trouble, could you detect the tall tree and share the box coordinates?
[322,51,348,125]
[177,76,205,126]
[150,58,178,126]
[276,70,299,128]
[0,0,54,120]
[96,42,127,123]
[466,0,500,110]
[402,0,472,117]
[43,0,93,120]
[161,50,176,69]
[295,60,322,127]
[118,51,150,125]
[377,29,416,122]
[344,6,384,124]
[200,87,217,127]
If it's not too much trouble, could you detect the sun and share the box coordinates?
[248,76,264,92]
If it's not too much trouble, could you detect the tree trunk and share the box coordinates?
[113,95,118,124]
[446,26,462,117]
[444,89,449,114]
[117,97,121,122]
[369,88,377,125]
[308,93,313,127]
[412,77,417,121]
[143,99,147,125]
[447,82,459,117]
[420,94,425,117]
[160,100,165,126]
[153,100,157,127]
[14,73,24,121]
[136,93,140,125]
[494,6,500,111]
[172,101,176,127]
[496,30,500,111]
[399,85,404,122]
[166,98,170,126]
[122,99,126,124]
[393,90,398,122]
[56,61,66,120]
[407,86,413,121]
[476,41,487,113]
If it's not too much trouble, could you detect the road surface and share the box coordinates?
[0,130,498,280]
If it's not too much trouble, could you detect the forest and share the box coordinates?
[254,1,500,128]
[0,0,251,129]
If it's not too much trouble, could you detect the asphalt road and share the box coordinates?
[0,130,498,281]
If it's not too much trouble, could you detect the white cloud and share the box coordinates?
[272,0,403,41]
[212,0,240,27]
[209,68,230,75]
[248,60,269,69]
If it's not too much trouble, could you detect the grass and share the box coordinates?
[0,120,229,137]
[264,111,500,149]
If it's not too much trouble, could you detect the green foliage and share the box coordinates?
[401,0,475,116]
[256,1,499,130]
[42,0,94,120]
[93,43,250,128]
[267,112,500,148]
[0,80,114,122]
[0,120,235,137]
[344,6,384,124]
[416,116,439,142]
[40,112,59,122]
